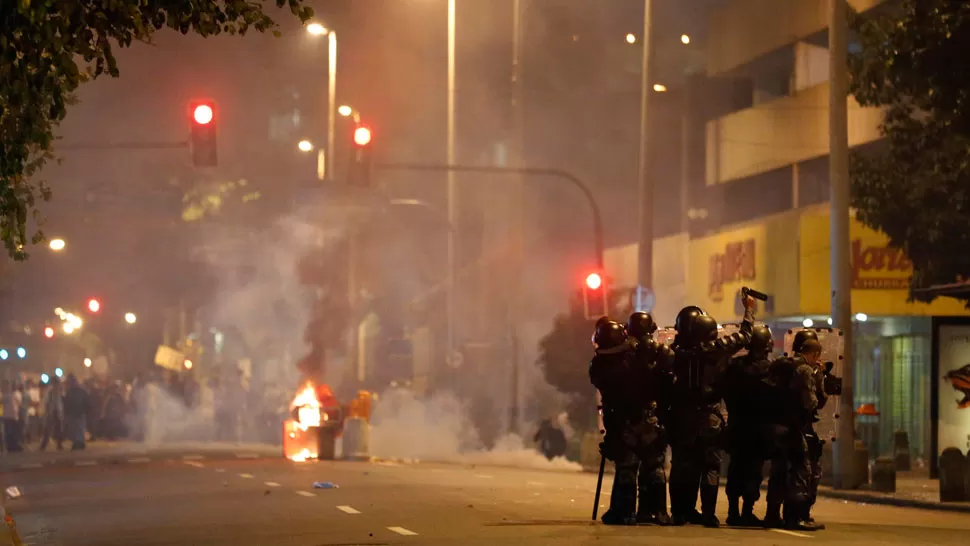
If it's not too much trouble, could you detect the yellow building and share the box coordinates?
[604,0,964,462]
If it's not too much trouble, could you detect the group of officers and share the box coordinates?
[589,291,838,531]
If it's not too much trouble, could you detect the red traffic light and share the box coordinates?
[87,299,101,313]
[353,126,372,147]
[44,326,54,339]
[193,104,214,125]
[585,272,603,290]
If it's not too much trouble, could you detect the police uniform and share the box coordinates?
[668,305,755,528]
[723,325,773,527]
[804,361,829,523]
[589,320,640,525]
[627,312,675,525]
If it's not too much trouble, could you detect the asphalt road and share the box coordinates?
[5,457,970,546]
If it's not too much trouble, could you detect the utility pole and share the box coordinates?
[507,0,525,434]
[636,0,654,290]
[829,0,857,490]
[445,0,458,374]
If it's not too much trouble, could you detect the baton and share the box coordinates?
[592,454,607,521]
[741,286,769,301]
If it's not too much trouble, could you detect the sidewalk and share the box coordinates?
[0,441,282,473]
[816,470,970,513]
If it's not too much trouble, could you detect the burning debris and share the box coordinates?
[283,380,345,462]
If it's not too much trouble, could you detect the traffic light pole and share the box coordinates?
[374,162,605,270]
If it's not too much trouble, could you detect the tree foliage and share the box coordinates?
[0,0,313,260]
[848,1,970,303]
[536,290,631,431]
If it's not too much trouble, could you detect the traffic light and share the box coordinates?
[87,298,101,313]
[189,100,217,167]
[582,271,608,320]
[347,124,374,187]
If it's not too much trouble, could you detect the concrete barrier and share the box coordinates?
[341,417,371,461]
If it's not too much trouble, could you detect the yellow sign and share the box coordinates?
[799,213,970,316]
[708,238,757,302]
[688,223,774,321]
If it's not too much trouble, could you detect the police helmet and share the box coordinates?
[674,306,707,333]
[792,329,819,353]
[749,324,773,354]
[627,312,657,341]
[694,314,719,343]
[593,320,627,351]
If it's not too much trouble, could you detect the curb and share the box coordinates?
[815,487,970,514]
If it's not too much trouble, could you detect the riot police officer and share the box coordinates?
[667,294,757,527]
[788,330,827,527]
[764,338,825,531]
[724,324,774,527]
[626,312,674,525]
[588,319,639,525]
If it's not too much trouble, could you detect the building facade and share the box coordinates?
[605,0,969,463]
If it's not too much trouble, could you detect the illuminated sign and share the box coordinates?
[708,238,756,302]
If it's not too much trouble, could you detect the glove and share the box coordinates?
[598,441,610,459]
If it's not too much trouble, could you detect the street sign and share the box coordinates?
[633,285,655,313]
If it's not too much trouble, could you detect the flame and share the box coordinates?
[291,382,322,431]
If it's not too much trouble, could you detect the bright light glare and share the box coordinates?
[625,33,636,44]
[297,140,314,152]
[827,317,834,325]
[653,84,667,92]
[184,359,194,370]
[306,23,327,36]
[855,313,869,322]
[193,104,213,125]
[88,299,101,313]
[802,318,814,327]
[44,327,54,338]
[681,34,691,44]
[125,312,137,325]
[16,347,26,359]
[0,350,7,360]
[353,126,372,146]
[338,105,353,117]
[55,367,64,378]
[41,373,50,384]
[84,358,92,368]
[585,273,603,290]
[49,238,66,251]
[63,323,75,334]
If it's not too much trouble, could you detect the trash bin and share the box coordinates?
[871,456,896,492]
[341,417,370,461]
[939,447,966,502]
[317,426,337,461]
[893,430,911,472]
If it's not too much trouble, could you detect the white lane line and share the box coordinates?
[296,491,316,497]
[215,468,226,473]
[526,481,545,486]
[20,463,44,469]
[238,473,254,479]
[182,454,204,461]
[75,461,97,467]
[473,474,493,479]
[336,505,361,514]
[127,457,152,464]
[236,453,259,459]
[184,461,204,468]
[264,481,281,487]
[771,529,813,539]
[387,526,418,536]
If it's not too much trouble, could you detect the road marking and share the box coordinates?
[184,461,204,468]
[75,461,97,467]
[473,474,493,479]
[264,481,281,487]
[336,505,361,514]
[296,491,316,497]
[238,473,254,479]
[771,529,813,539]
[526,481,545,486]
[387,526,418,536]
[215,468,226,473]
[236,453,259,459]
[19,463,44,469]
[182,454,204,461]
[127,457,152,464]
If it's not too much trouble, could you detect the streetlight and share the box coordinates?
[125,312,137,325]
[297,139,314,152]
[44,326,54,338]
[626,33,637,44]
[49,238,66,252]
[652,83,667,92]
[681,34,690,44]
[83,358,92,368]
[338,104,361,123]
[63,323,76,334]
[16,347,26,359]
[55,367,64,378]
[305,22,338,182]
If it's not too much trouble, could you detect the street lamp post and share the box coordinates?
[306,23,338,182]
[445,0,458,373]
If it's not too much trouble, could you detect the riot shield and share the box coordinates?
[783,327,845,443]
[653,327,677,347]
